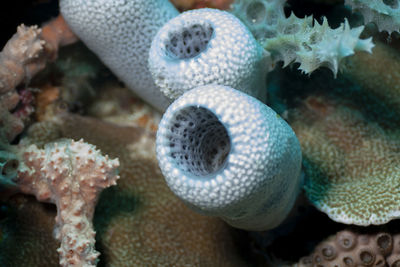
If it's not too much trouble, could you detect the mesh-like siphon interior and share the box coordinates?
[165,23,214,59]
[167,106,230,177]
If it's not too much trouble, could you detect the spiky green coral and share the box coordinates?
[230,0,374,75]
[345,0,400,34]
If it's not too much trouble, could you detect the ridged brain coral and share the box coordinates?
[156,85,302,231]
[289,93,400,226]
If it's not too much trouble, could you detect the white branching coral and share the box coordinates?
[230,0,374,75]
[156,85,302,231]
[60,0,179,111]
[149,8,270,101]
[16,139,119,267]
[345,0,400,34]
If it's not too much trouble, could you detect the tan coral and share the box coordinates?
[289,94,400,226]
[21,113,250,266]
[16,139,120,267]
[297,230,399,267]
[343,41,400,115]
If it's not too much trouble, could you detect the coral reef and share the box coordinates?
[288,92,400,226]
[156,85,302,231]
[230,0,374,75]
[149,8,269,101]
[16,139,120,266]
[18,113,251,266]
[298,229,400,266]
[345,0,400,34]
[60,0,179,111]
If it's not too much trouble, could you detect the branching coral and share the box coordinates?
[156,85,302,231]
[60,0,179,111]
[230,0,374,75]
[149,8,270,101]
[345,0,400,34]
[16,139,120,267]
[298,229,400,266]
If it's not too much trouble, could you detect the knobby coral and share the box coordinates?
[156,85,302,231]
[298,229,400,266]
[149,8,270,101]
[230,0,374,75]
[16,139,120,267]
[60,0,179,112]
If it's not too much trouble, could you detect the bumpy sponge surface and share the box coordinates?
[230,0,374,75]
[149,8,270,101]
[60,0,179,111]
[345,0,400,34]
[156,85,302,231]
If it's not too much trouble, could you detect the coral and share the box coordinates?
[60,0,179,112]
[0,18,77,143]
[0,194,59,266]
[156,85,302,231]
[149,8,270,101]
[229,0,374,75]
[298,229,400,266]
[342,41,400,115]
[0,150,19,189]
[0,25,43,142]
[19,113,251,266]
[16,139,120,267]
[288,93,400,226]
[345,0,400,34]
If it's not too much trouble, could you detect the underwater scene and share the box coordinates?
[1,0,400,266]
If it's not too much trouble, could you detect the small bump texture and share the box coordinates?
[60,0,179,111]
[149,8,269,101]
[156,85,302,231]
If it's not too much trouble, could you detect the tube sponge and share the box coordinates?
[149,8,270,102]
[60,0,179,111]
[156,84,302,231]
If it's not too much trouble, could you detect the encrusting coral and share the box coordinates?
[16,139,120,267]
[60,0,179,112]
[345,0,400,34]
[288,92,400,226]
[149,8,270,101]
[156,84,302,231]
[297,229,400,266]
[229,0,374,75]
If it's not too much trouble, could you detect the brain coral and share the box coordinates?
[156,85,302,231]
[289,93,400,226]
[149,8,269,101]
[60,0,179,111]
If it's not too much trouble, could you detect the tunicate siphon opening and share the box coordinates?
[165,22,214,59]
[167,106,231,177]
[246,1,266,24]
